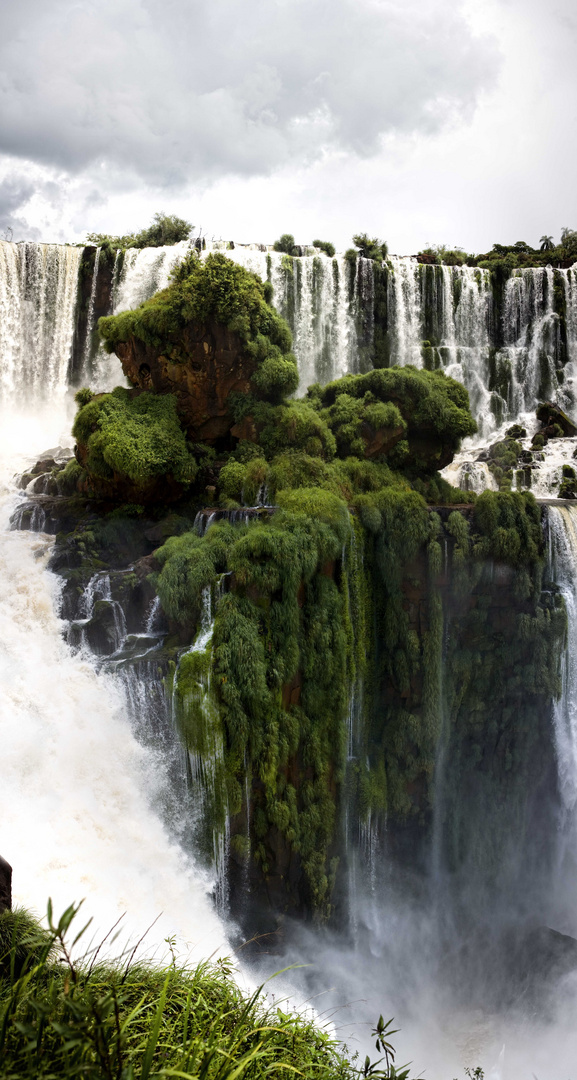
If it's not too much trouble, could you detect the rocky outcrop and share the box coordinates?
[536,401,577,438]
[0,855,12,913]
[115,323,257,443]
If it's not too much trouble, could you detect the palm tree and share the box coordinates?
[539,235,554,251]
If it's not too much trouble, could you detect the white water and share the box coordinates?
[114,240,192,312]
[548,505,577,813]
[0,241,82,405]
[0,248,228,955]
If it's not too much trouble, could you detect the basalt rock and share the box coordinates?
[536,401,577,438]
[0,855,12,912]
[115,323,257,444]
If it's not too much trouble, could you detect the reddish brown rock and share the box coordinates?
[115,322,257,443]
[360,418,406,458]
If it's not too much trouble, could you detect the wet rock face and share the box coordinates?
[0,855,12,913]
[115,322,257,443]
[536,401,577,438]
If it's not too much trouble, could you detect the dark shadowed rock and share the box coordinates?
[0,855,12,912]
[536,401,577,437]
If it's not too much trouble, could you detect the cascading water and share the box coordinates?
[0,242,228,953]
[171,582,231,914]
[548,506,577,824]
[97,238,577,447]
[0,241,82,404]
[114,240,192,312]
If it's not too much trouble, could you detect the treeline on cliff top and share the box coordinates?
[84,212,577,270]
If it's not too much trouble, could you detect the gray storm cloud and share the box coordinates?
[0,0,499,189]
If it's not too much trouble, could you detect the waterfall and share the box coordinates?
[204,243,362,390]
[113,240,191,312]
[73,239,577,439]
[0,236,228,950]
[548,505,577,811]
[0,241,81,404]
[0,425,227,952]
[386,256,422,366]
[495,267,561,427]
[172,581,230,913]
[81,245,101,379]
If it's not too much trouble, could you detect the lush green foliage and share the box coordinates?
[0,903,360,1080]
[157,498,353,910]
[416,231,577,269]
[350,233,388,262]
[311,366,477,472]
[72,388,197,487]
[86,211,192,250]
[98,253,298,404]
[312,239,336,258]
[273,233,297,255]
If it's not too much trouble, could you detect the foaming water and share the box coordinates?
[0,405,227,958]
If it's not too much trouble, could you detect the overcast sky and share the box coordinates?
[0,0,575,253]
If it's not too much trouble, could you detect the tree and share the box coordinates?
[561,227,577,255]
[86,212,193,250]
[539,235,554,251]
[351,233,388,262]
[273,233,297,255]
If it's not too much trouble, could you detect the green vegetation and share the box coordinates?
[416,245,467,266]
[312,240,336,258]
[58,244,567,922]
[86,211,192,250]
[311,366,477,473]
[0,902,370,1080]
[345,233,388,264]
[98,253,299,405]
[72,388,198,490]
[414,231,577,269]
[273,234,298,255]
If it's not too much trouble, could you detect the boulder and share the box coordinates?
[115,322,257,443]
[536,401,577,437]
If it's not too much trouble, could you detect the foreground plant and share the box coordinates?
[0,902,417,1080]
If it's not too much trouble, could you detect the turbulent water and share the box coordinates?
[0,251,227,956]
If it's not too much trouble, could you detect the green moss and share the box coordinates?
[99,253,298,404]
[471,491,541,565]
[73,388,197,488]
[320,392,405,458]
[313,366,477,472]
[250,399,337,460]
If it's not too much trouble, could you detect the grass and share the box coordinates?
[0,902,417,1080]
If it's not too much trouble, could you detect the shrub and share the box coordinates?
[86,211,192,249]
[273,233,297,255]
[313,239,336,258]
[313,366,476,471]
[72,388,197,487]
[352,232,388,262]
[74,387,94,407]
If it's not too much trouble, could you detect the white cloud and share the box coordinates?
[0,0,498,185]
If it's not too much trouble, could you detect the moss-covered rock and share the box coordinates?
[311,366,477,473]
[98,253,298,442]
[72,388,198,502]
